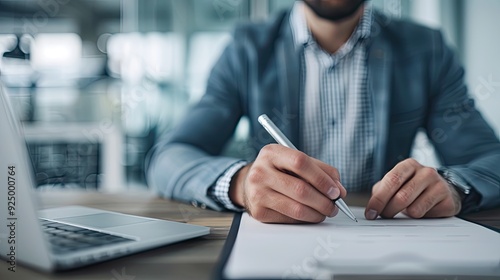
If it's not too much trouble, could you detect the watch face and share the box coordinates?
[437,168,469,194]
[446,171,471,195]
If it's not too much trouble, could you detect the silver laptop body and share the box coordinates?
[0,85,209,271]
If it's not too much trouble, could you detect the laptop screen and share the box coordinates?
[0,84,55,271]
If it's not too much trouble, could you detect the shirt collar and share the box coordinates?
[290,1,373,49]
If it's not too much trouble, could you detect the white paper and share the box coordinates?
[224,207,500,279]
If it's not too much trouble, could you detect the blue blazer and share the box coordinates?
[147,10,500,212]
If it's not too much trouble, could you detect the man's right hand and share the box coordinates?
[229,144,346,223]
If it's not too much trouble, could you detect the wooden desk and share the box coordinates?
[1,190,234,280]
[1,191,499,280]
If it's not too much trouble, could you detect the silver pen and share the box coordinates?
[258,114,358,222]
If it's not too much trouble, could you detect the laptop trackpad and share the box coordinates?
[58,213,150,229]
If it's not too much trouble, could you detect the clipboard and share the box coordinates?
[214,212,244,280]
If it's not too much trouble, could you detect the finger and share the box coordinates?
[364,182,381,220]
[380,169,436,218]
[365,159,420,219]
[371,181,381,194]
[245,182,327,223]
[249,207,303,224]
[310,158,346,197]
[244,158,335,221]
[270,171,337,217]
[260,144,341,200]
[406,181,458,218]
[246,164,335,217]
[264,208,340,223]
[402,180,448,219]
[263,189,326,223]
[422,197,457,218]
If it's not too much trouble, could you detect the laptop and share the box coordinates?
[0,85,209,272]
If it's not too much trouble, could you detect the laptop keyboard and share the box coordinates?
[40,219,133,254]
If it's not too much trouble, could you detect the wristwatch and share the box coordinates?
[437,168,471,201]
[437,168,481,213]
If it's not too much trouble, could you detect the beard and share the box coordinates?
[303,0,366,21]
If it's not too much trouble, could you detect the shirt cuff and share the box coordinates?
[208,161,247,212]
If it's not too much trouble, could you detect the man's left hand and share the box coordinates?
[365,158,462,220]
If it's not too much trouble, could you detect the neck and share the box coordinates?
[303,4,364,54]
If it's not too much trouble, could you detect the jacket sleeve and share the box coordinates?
[146,37,247,211]
[426,31,500,212]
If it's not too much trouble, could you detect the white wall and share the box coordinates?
[462,0,500,137]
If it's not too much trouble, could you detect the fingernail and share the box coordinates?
[366,209,378,220]
[335,180,344,190]
[327,187,340,200]
[329,207,339,217]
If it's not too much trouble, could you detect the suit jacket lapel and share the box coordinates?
[368,14,392,181]
[276,17,303,149]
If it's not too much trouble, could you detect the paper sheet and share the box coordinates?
[223,207,500,279]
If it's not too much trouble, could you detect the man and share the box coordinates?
[147,0,500,223]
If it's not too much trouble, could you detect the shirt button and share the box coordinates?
[200,203,207,210]
[191,201,198,207]
[331,119,336,126]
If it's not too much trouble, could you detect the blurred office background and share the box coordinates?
[0,0,498,192]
